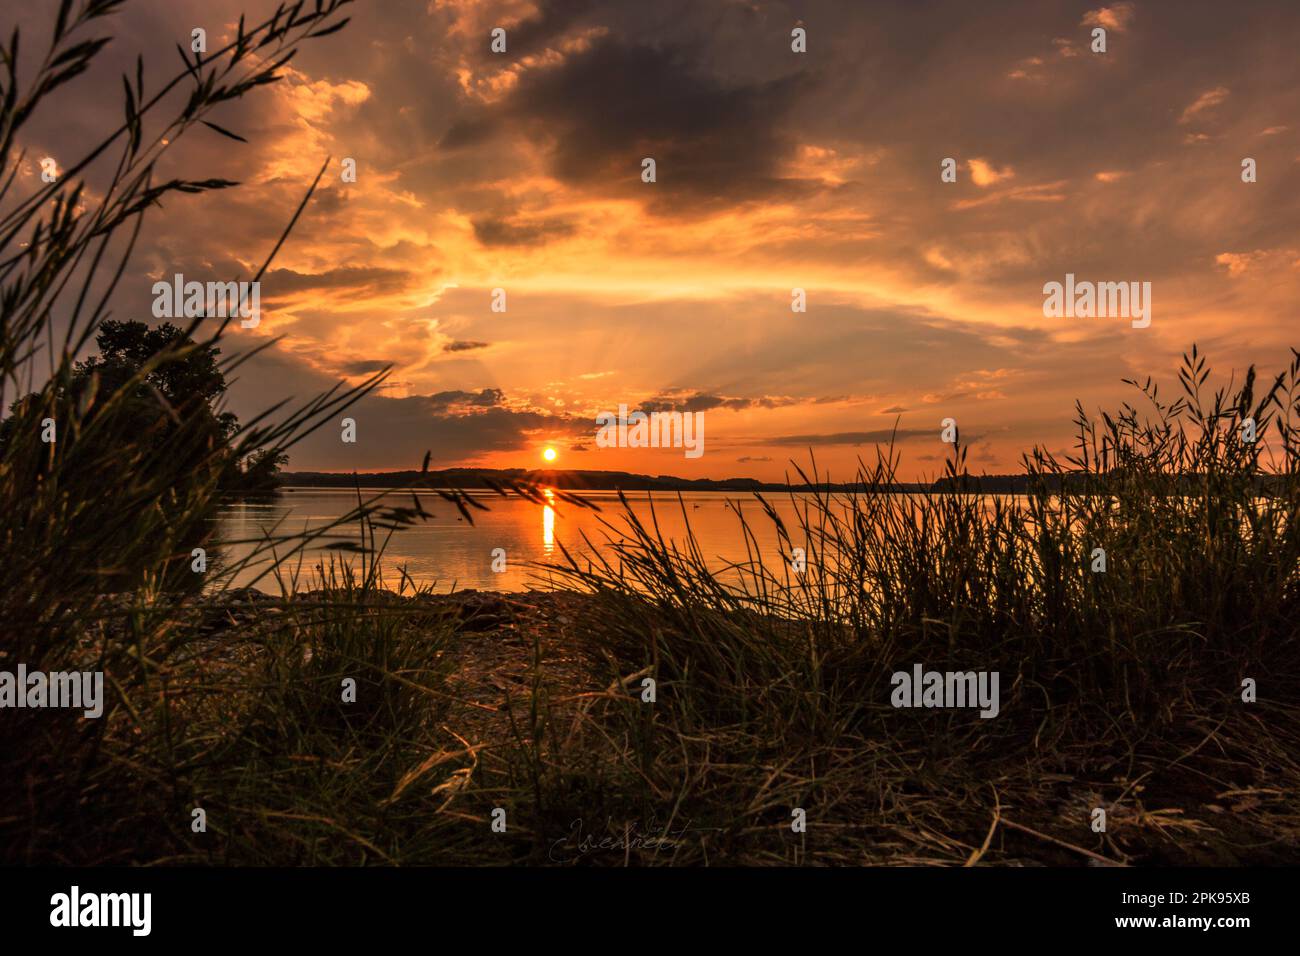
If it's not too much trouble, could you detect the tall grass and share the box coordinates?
[0,0,524,864]
[522,349,1300,863]
[2,1,1296,868]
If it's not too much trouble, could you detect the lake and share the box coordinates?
[215,487,810,593]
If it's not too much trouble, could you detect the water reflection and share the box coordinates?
[542,489,555,554]
[215,487,809,593]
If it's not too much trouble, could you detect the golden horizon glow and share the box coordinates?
[101,0,1300,483]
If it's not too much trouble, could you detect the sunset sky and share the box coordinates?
[19,0,1300,480]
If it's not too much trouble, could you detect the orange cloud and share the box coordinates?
[968,158,1015,187]
[1179,87,1230,125]
[1082,3,1136,33]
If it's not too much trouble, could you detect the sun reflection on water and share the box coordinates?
[542,488,555,553]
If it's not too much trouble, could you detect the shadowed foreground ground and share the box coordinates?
[123,585,1294,868]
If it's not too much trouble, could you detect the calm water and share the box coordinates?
[216,487,809,593]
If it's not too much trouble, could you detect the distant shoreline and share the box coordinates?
[278,467,1075,495]
[277,467,1286,496]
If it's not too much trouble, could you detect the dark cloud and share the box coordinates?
[269,384,592,470]
[638,393,797,413]
[639,394,744,413]
[507,0,598,56]
[321,400,562,468]
[443,340,491,353]
[261,267,412,300]
[472,215,576,247]
[446,32,812,209]
[768,429,933,447]
[438,117,495,150]
[339,359,391,375]
[426,388,506,410]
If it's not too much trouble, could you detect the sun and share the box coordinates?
[542,447,558,463]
